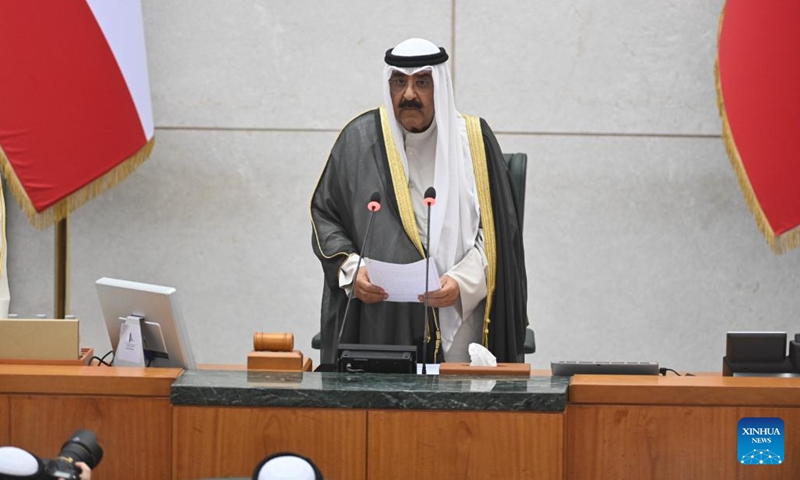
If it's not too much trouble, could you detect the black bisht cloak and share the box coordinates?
[311,108,527,364]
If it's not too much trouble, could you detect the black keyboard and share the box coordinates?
[551,360,659,376]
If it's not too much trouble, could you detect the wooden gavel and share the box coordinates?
[253,332,294,352]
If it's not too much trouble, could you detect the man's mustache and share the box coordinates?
[399,99,423,109]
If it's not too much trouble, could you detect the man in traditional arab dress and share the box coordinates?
[311,38,527,365]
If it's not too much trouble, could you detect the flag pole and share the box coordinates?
[54,216,69,318]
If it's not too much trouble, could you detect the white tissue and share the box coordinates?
[468,343,497,367]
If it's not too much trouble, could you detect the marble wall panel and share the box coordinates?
[456,1,724,135]
[4,186,54,319]
[8,129,338,365]
[143,0,452,130]
[496,133,800,371]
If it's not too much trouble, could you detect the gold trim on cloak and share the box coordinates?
[0,137,155,230]
[310,123,357,262]
[464,115,497,348]
[715,4,800,254]
[379,106,425,253]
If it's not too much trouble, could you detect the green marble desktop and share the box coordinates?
[172,370,568,411]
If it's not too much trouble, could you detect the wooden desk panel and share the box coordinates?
[368,410,564,480]
[9,395,172,480]
[0,395,8,444]
[0,365,181,396]
[173,406,367,480]
[567,405,800,480]
[569,374,800,406]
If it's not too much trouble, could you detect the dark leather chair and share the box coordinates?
[312,153,535,356]
[503,153,535,357]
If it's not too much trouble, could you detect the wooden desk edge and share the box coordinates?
[569,374,800,406]
[0,365,182,397]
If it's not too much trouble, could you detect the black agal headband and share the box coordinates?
[384,47,449,68]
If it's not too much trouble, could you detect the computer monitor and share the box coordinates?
[96,277,196,369]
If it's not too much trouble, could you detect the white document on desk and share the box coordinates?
[365,258,441,303]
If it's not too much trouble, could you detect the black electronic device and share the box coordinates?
[41,430,103,479]
[551,361,659,376]
[337,343,417,374]
[722,331,799,376]
[791,334,800,372]
[0,430,103,479]
[726,331,787,362]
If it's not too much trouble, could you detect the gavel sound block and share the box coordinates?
[247,333,312,372]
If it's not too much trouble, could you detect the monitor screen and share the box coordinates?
[96,277,196,369]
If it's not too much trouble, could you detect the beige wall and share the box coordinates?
[6,0,800,372]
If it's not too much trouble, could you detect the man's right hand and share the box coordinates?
[354,267,388,303]
[75,462,92,480]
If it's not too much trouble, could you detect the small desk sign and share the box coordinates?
[114,316,145,367]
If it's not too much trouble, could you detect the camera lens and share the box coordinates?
[57,430,103,469]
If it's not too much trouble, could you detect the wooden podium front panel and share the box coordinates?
[0,396,8,444]
[9,395,172,480]
[567,405,800,480]
[173,406,367,480]
[367,410,564,480]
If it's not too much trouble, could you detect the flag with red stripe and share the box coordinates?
[0,0,155,229]
[716,0,800,253]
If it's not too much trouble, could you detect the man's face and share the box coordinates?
[389,71,435,133]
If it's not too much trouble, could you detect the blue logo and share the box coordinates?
[738,417,784,465]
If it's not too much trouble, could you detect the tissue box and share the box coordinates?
[439,362,531,376]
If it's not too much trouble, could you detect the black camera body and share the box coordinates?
[39,431,103,479]
[40,458,84,480]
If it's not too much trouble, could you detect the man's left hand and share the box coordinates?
[418,275,460,308]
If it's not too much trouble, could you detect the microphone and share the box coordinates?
[423,187,436,208]
[333,191,382,364]
[422,187,436,374]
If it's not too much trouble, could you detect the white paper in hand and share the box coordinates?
[365,258,441,302]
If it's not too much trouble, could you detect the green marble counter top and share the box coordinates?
[171,370,568,411]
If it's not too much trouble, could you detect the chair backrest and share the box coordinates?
[502,153,527,229]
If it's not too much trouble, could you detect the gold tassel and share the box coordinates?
[0,177,6,279]
[0,138,155,230]
[715,6,800,254]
